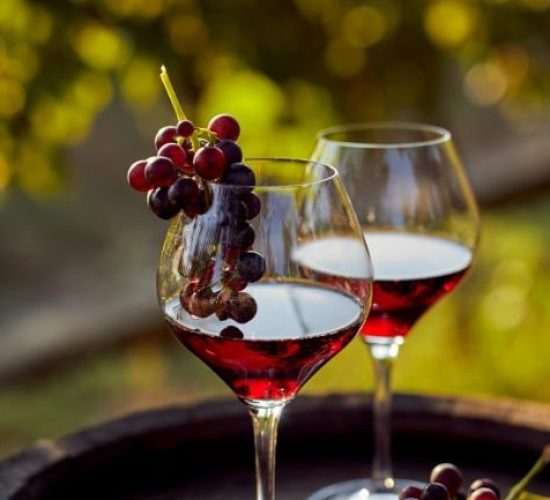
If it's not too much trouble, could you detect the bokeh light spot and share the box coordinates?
[0,78,25,117]
[121,57,161,108]
[325,40,366,78]
[166,15,208,55]
[0,154,11,191]
[72,22,131,70]
[424,0,478,49]
[465,61,507,106]
[342,6,387,48]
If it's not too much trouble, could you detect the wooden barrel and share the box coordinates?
[1,393,550,500]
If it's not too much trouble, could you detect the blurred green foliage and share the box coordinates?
[0,0,549,196]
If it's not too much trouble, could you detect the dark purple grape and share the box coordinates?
[228,292,257,323]
[240,191,261,219]
[215,302,230,320]
[399,486,423,500]
[193,146,226,180]
[469,479,500,499]
[184,186,212,218]
[147,187,180,220]
[145,157,177,187]
[236,251,266,282]
[220,325,244,339]
[168,177,200,211]
[421,483,449,500]
[208,114,240,141]
[469,488,498,500]
[221,162,255,188]
[158,143,187,170]
[221,195,247,226]
[430,464,463,496]
[127,159,153,192]
[228,222,255,248]
[176,119,195,137]
[217,139,242,166]
[155,126,178,149]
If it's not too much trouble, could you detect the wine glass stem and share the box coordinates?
[249,403,285,500]
[366,340,402,492]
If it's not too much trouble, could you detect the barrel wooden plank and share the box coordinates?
[1,394,550,499]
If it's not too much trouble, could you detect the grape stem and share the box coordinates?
[159,65,200,151]
[504,445,550,500]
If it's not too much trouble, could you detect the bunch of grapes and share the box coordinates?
[400,464,500,500]
[127,94,265,328]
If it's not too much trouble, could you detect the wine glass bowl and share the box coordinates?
[307,123,480,500]
[157,158,373,499]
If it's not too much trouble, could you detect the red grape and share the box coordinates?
[470,488,498,500]
[145,157,177,187]
[469,479,500,498]
[127,159,153,192]
[220,325,244,339]
[430,463,463,496]
[158,143,187,170]
[399,486,423,500]
[240,191,261,219]
[176,119,195,137]
[193,146,226,180]
[208,114,240,141]
[155,126,178,150]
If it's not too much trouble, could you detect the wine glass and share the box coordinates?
[304,123,480,500]
[157,158,373,500]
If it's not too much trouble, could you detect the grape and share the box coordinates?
[421,483,449,500]
[208,114,240,141]
[240,191,261,219]
[127,159,152,192]
[236,251,266,282]
[220,325,244,339]
[221,162,255,188]
[228,292,257,323]
[221,195,247,226]
[179,281,199,312]
[469,488,498,500]
[188,288,217,318]
[176,119,195,137]
[469,479,500,498]
[157,143,187,170]
[147,187,180,220]
[399,486,423,500]
[184,186,211,218]
[168,177,200,211]
[193,146,226,180]
[155,126,178,149]
[217,139,242,166]
[145,157,177,187]
[430,464,463,496]
[228,222,255,248]
[225,275,248,292]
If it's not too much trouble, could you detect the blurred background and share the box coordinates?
[0,0,549,459]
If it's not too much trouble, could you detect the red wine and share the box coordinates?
[164,282,364,403]
[293,233,472,340]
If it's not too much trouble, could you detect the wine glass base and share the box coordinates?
[307,478,425,500]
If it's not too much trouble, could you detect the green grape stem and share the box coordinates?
[159,65,200,151]
[504,445,550,500]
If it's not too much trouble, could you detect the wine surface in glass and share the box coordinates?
[164,282,364,403]
[294,232,472,340]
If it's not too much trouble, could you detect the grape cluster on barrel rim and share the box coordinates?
[127,111,265,328]
[400,463,501,500]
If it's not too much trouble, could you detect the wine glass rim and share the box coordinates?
[213,158,339,190]
[316,122,452,148]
